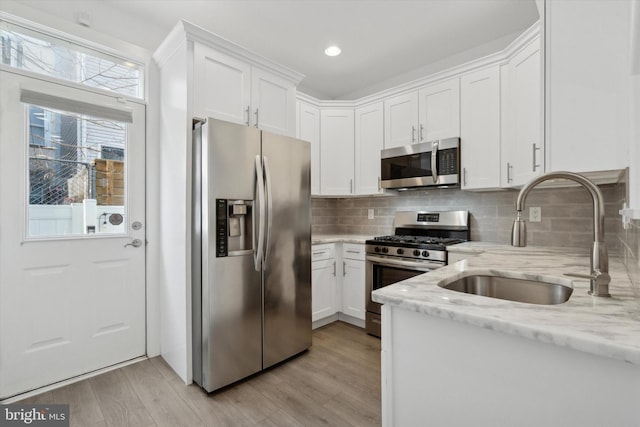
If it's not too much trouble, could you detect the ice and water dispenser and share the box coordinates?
[215,199,253,257]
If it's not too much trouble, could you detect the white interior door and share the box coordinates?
[0,71,146,399]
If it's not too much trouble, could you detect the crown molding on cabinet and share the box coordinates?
[153,20,305,84]
[299,21,540,108]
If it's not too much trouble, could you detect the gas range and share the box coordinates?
[365,210,470,262]
[366,235,466,262]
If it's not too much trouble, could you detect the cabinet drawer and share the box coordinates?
[342,243,365,261]
[312,243,335,261]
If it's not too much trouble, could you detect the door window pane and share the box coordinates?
[27,104,128,237]
[1,20,143,98]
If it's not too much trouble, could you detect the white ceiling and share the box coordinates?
[4,0,539,99]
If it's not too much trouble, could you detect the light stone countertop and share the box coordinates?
[312,234,373,245]
[373,241,640,366]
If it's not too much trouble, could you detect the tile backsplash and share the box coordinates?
[312,184,625,254]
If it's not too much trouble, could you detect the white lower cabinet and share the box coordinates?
[312,242,366,327]
[311,244,337,322]
[341,244,366,320]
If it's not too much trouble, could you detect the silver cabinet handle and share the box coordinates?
[462,167,467,186]
[124,238,143,248]
[346,250,360,254]
[420,124,424,142]
[378,176,381,191]
[254,108,259,128]
[245,105,250,126]
[411,125,416,143]
[507,162,513,183]
[350,179,353,194]
[343,261,346,277]
[431,140,439,183]
[532,143,540,172]
[313,250,325,256]
[332,261,336,276]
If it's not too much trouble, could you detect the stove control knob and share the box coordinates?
[413,250,421,256]
[422,250,429,257]
[382,247,389,254]
[397,248,404,255]
[374,246,381,253]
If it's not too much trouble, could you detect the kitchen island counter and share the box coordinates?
[373,242,640,364]
[374,242,640,426]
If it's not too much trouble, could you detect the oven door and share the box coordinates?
[366,254,444,315]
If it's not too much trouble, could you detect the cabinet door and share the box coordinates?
[193,43,251,124]
[418,79,460,142]
[546,0,629,173]
[460,66,501,190]
[508,38,542,186]
[320,109,355,195]
[311,259,337,322]
[355,102,384,195]
[342,258,365,320]
[251,67,296,137]
[297,102,321,195]
[384,92,419,149]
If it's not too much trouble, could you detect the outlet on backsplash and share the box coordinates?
[529,207,541,222]
[368,209,374,220]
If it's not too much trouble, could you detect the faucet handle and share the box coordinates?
[590,270,611,297]
[564,271,611,297]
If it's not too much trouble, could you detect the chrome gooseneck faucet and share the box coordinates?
[511,171,611,297]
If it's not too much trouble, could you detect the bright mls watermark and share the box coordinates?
[0,404,69,427]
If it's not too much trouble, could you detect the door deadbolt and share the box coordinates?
[132,221,142,230]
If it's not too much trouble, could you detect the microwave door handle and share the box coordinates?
[431,140,439,184]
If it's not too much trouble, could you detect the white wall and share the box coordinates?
[629,0,640,214]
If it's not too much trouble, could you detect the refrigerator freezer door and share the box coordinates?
[199,119,263,391]
[261,131,312,368]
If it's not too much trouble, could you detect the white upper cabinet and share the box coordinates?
[251,67,296,136]
[503,36,542,187]
[193,43,297,137]
[354,102,384,195]
[297,101,321,195]
[460,66,501,190]
[193,44,251,125]
[546,0,630,173]
[418,79,461,142]
[384,92,419,149]
[384,79,460,150]
[320,109,355,195]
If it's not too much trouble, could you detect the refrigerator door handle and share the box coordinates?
[254,155,265,271]
[263,156,273,269]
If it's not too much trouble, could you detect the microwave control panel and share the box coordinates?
[438,148,458,174]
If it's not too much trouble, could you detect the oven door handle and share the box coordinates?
[367,255,443,271]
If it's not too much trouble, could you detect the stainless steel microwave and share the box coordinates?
[380,137,460,189]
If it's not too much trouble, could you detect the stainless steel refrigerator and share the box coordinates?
[192,118,312,392]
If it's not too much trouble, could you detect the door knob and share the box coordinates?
[124,238,143,248]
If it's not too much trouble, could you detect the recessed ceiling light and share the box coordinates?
[324,45,341,57]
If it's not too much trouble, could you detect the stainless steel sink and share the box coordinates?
[439,275,573,305]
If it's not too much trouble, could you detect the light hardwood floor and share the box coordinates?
[19,322,382,427]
